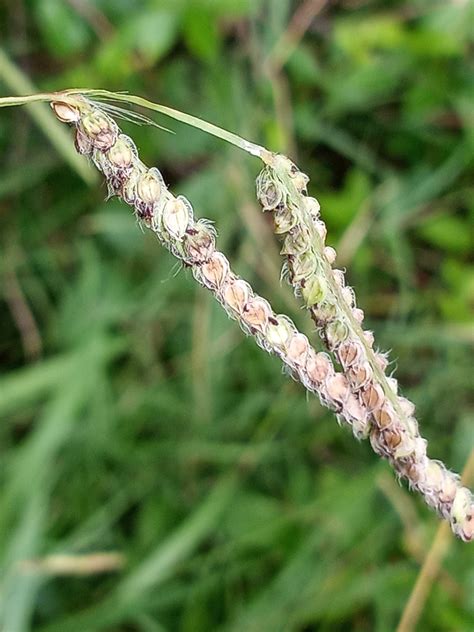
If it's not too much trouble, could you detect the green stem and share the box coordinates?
[71,89,271,160]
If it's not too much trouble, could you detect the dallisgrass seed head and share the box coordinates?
[256,152,474,541]
[47,96,473,542]
[49,97,375,437]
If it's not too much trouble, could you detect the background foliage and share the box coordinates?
[0,1,473,630]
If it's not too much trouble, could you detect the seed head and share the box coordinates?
[54,96,472,541]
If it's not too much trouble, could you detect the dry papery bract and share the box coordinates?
[50,96,473,542]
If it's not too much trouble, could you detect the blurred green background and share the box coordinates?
[0,1,473,631]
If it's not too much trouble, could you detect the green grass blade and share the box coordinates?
[117,473,238,602]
